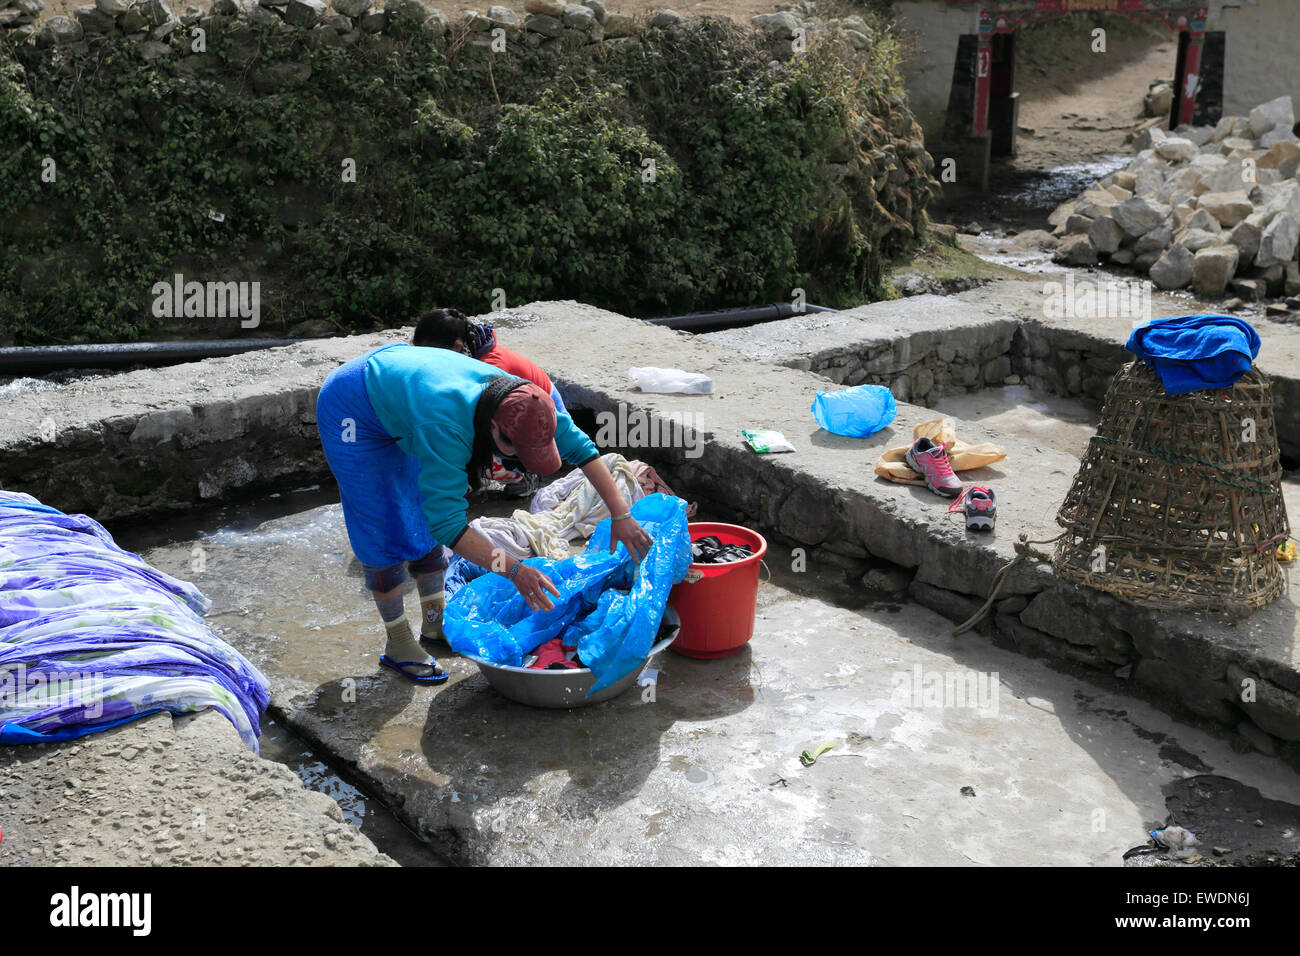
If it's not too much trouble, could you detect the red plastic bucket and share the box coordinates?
[667,522,768,659]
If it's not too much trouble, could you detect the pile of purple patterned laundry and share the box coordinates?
[0,490,270,751]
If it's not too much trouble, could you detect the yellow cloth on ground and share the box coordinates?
[874,419,1007,485]
[512,454,645,559]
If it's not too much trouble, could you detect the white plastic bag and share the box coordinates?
[628,366,714,395]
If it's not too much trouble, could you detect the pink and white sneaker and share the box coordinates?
[958,486,997,532]
[905,437,963,498]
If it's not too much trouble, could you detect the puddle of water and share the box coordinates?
[258,716,448,867]
[820,825,854,846]
[684,766,714,787]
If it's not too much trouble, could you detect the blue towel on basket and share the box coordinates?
[1125,314,1261,395]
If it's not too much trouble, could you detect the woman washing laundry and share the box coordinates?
[316,342,653,684]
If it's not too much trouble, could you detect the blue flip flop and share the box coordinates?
[379,655,450,685]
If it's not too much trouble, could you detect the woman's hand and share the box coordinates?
[610,516,653,563]
[577,458,652,562]
[512,562,561,612]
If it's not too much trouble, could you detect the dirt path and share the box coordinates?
[1014,21,1175,171]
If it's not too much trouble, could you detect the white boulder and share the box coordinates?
[1155,137,1198,162]
[1248,95,1294,139]
[1193,244,1239,296]
[1150,244,1195,289]
[1197,191,1254,227]
[1257,213,1300,268]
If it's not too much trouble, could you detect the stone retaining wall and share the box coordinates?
[0,0,875,67]
[786,318,1019,408]
[0,334,399,520]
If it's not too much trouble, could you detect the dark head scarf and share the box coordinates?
[467,322,497,359]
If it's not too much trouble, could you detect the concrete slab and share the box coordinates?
[966,279,1300,383]
[497,303,1300,731]
[0,330,407,520]
[0,710,395,867]
[135,503,1300,865]
[703,278,1300,383]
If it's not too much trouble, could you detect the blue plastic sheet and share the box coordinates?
[811,385,897,438]
[443,493,693,695]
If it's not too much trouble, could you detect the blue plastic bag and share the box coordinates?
[443,494,693,695]
[811,385,897,438]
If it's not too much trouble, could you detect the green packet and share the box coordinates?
[742,428,796,454]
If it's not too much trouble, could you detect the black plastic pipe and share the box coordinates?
[0,339,305,377]
[1,303,837,377]
[643,302,837,331]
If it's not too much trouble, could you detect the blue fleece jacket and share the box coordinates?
[363,344,598,546]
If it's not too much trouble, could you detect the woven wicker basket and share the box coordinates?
[1053,360,1290,613]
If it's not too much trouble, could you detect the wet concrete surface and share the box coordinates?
[127,493,1300,866]
[110,484,450,866]
[15,294,1299,865]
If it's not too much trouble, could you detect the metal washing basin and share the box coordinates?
[467,607,680,709]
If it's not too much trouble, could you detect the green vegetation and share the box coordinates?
[0,14,934,344]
